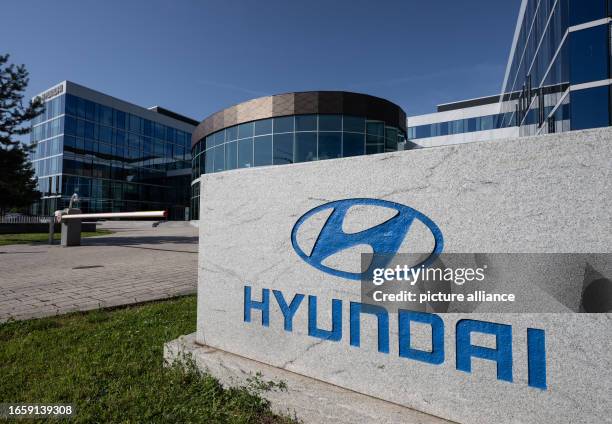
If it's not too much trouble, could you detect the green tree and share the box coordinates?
[0,54,44,215]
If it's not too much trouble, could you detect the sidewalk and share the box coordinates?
[0,221,198,322]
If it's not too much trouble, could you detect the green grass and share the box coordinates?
[0,229,113,246]
[0,296,294,423]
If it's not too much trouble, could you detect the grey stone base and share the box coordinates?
[164,333,452,424]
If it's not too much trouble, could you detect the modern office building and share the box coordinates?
[406,94,519,147]
[28,2,612,219]
[189,91,407,219]
[29,81,196,219]
[499,0,611,136]
[407,0,612,146]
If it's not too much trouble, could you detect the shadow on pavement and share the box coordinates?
[81,235,198,249]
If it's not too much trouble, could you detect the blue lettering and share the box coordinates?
[273,290,305,331]
[243,287,547,389]
[527,328,547,389]
[308,295,342,341]
[456,319,513,382]
[243,286,269,326]
[349,302,389,353]
[398,310,444,364]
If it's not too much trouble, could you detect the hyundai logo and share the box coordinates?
[291,198,444,280]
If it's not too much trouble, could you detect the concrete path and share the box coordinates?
[0,221,198,322]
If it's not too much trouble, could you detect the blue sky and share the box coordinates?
[2,0,520,120]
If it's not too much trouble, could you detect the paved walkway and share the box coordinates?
[0,221,198,322]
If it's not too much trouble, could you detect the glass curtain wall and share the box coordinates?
[190,114,406,219]
[500,0,611,136]
[30,93,192,217]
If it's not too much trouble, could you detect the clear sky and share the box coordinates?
[2,0,520,120]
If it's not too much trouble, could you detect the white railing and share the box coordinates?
[59,211,167,221]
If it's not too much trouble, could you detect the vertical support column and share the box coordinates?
[60,208,82,247]
[48,220,55,245]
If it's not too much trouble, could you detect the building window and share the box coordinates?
[319,115,342,131]
[569,0,607,26]
[294,132,317,162]
[237,138,253,168]
[569,24,609,85]
[570,86,610,130]
[318,132,342,159]
[273,116,294,134]
[343,132,365,157]
[296,115,317,131]
[272,133,294,164]
[254,135,272,166]
[254,119,272,136]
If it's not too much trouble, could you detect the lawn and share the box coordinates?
[0,296,294,423]
[0,229,113,246]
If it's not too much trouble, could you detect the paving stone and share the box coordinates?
[0,222,198,322]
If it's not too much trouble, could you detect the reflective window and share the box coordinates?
[480,115,493,131]
[76,97,86,119]
[569,25,608,85]
[274,116,294,133]
[238,122,253,139]
[407,113,508,140]
[129,114,141,133]
[318,132,342,159]
[296,115,317,131]
[570,86,610,130]
[191,114,406,218]
[273,133,293,165]
[225,141,237,170]
[213,145,224,172]
[254,119,272,136]
[295,132,317,162]
[343,116,365,133]
[85,101,95,121]
[385,127,398,151]
[467,118,477,132]
[205,151,214,174]
[569,0,606,26]
[319,115,342,131]
[154,122,165,139]
[366,121,384,136]
[214,130,225,146]
[99,105,113,126]
[144,120,153,136]
[343,132,365,157]
[66,94,77,117]
[112,111,125,130]
[226,126,238,141]
[238,138,253,168]
[254,135,272,166]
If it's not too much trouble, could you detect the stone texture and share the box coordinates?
[164,333,452,424]
[195,128,612,424]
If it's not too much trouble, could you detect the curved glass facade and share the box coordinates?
[190,114,406,219]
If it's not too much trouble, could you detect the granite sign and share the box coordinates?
[167,127,612,424]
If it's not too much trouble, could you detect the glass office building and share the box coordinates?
[499,0,612,136]
[29,81,196,219]
[408,108,507,140]
[190,91,407,219]
[407,0,612,146]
